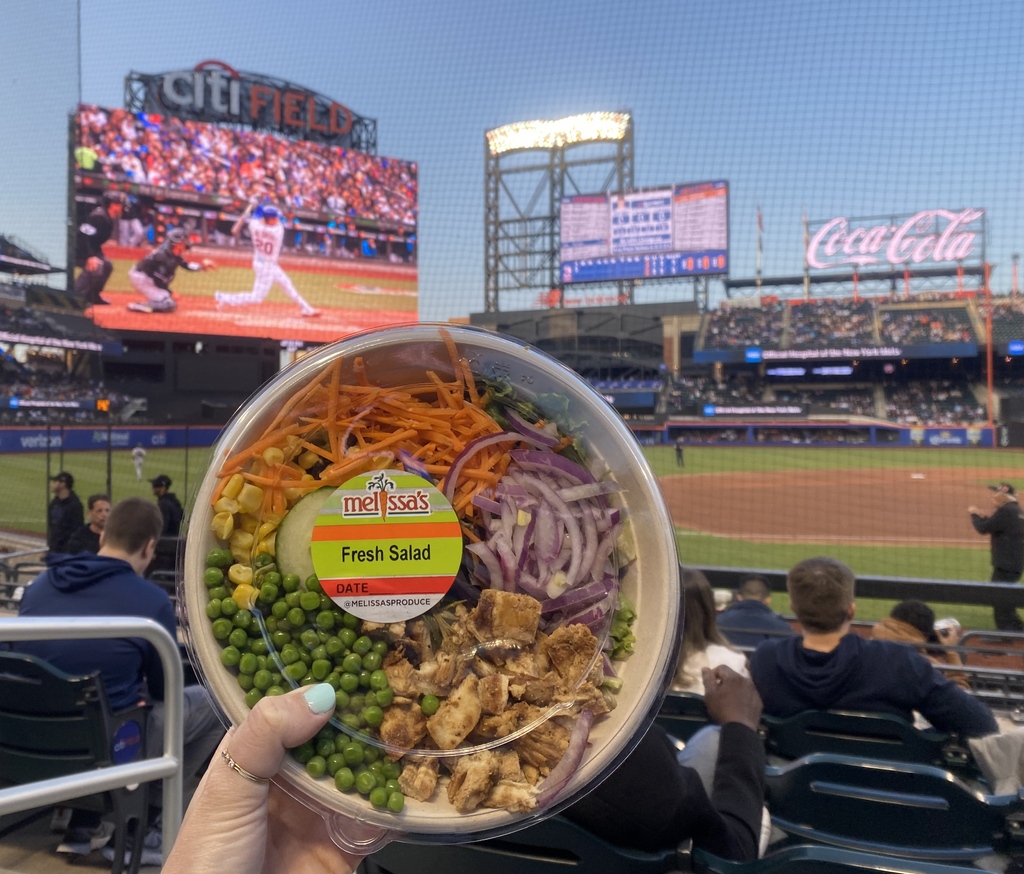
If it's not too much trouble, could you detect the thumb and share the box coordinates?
[227,683,337,780]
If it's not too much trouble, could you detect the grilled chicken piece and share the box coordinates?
[468,590,541,645]
[474,702,547,740]
[514,672,561,706]
[379,701,428,753]
[384,657,439,696]
[544,623,599,687]
[433,650,472,694]
[478,673,510,715]
[504,649,546,678]
[446,750,526,813]
[554,680,612,716]
[484,780,537,813]
[399,756,439,802]
[427,675,481,750]
[513,718,570,773]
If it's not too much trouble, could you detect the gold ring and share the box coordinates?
[221,749,270,785]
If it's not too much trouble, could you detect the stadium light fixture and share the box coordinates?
[486,112,631,155]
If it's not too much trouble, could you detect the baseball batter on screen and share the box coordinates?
[215,200,319,317]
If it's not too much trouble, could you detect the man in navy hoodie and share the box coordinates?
[16,497,223,855]
[749,556,996,738]
[717,575,795,650]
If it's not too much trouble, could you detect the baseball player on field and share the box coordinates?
[126,228,216,313]
[214,201,319,316]
[75,190,126,307]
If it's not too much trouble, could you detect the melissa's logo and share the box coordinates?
[341,473,431,521]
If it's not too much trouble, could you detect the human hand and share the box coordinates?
[702,665,762,732]
[937,625,962,646]
[968,506,980,516]
[201,258,217,270]
[85,256,102,272]
[164,684,378,874]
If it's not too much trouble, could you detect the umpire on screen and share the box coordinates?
[74,190,125,306]
[969,482,1024,632]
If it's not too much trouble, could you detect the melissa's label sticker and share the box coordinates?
[311,470,463,622]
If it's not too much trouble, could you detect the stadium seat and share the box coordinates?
[0,651,151,874]
[764,753,1024,861]
[655,691,714,743]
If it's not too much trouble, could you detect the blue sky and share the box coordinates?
[1,0,1022,320]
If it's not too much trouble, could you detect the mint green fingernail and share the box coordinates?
[304,683,336,714]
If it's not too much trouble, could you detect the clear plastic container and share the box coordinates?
[180,323,681,850]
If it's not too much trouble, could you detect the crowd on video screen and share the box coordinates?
[75,105,417,228]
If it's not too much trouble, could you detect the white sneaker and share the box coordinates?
[100,826,162,868]
[301,308,320,318]
[56,820,115,855]
[127,302,155,313]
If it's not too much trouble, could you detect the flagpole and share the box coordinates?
[756,206,763,297]
[802,212,810,301]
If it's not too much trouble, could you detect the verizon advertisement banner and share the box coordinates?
[806,209,985,271]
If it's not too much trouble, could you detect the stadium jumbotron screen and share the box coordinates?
[559,180,728,285]
[71,104,417,342]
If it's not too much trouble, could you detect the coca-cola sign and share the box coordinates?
[806,209,984,270]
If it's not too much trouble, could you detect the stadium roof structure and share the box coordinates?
[0,234,63,276]
[724,264,985,299]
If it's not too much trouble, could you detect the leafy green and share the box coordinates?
[607,594,637,661]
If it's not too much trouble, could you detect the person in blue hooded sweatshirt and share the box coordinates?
[15,496,223,859]
[749,556,996,738]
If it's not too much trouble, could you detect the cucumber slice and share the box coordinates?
[276,486,335,582]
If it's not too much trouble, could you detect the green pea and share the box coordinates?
[204,566,224,586]
[367,760,385,777]
[342,742,364,766]
[349,694,365,712]
[375,686,394,707]
[205,600,222,620]
[305,575,323,594]
[384,779,400,795]
[325,673,341,690]
[257,583,279,604]
[420,694,440,716]
[219,644,240,666]
[297,591,319,612]
[362,744,380,764]
[369,669,389,691]
[272,630,292,650]
[315,610,336,631]
[220,597,239,617]
[355,771,376,796]
[386,791,404,813]
[338,628,357,648]
[228,628,248,649]
[236,673,255,691]
[282,573,301,593]
[284,662,307,681]
[253,669,273,691]
[341,713,362,731]
[362,691,378,707]
[341,652,362,674]
[233,610,253,630]
[383,760,401,780]
[208,586,229,601]
[339,672,359,693]
[211,618,233,640]
[335,689,350,710]
[291,742,315,764]
[316,736,336,758]
[300,629,321,651]
[238,652,258,675]
[312,659,332,681]
[255,655,268,670]
[306,756,327,779]
[362,705,384,728]
[253,552,275,569]
[369,786,388,808]
[265,616,280,633]
[287,607,306,627]
[326,753,347,776]
[358,670,372,688]
[265,685,285,696]
[279,644,300,665]
[206,548,233,568]
[249,639,269,656]
[325,637,346,658]
[262,570,282,588]
[285,591,302,609]
[341,611,358,629]
[244,687,263,708]
[352,635,372,656]
[271,600,289,620]
[334,767,355,792]
[361,651,382,672]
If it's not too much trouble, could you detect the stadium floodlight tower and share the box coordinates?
[484,112,633,312]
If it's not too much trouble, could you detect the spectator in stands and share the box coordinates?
[150,474,184,537]
[15,497,223,858]
[749,556,996,737]
[871,599,969,690]
[47,471,84,555]
[969,483,1024,631]
[65,493,110,555]
[716,575,795,649]
[565,664,766,860]
[673,568,749,693]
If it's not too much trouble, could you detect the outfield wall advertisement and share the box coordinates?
[0,426,221,454]
[71,104,417,343]
[694,341,979,364]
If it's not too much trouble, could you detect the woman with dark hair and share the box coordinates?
[673,567,748,693]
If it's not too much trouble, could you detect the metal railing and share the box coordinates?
[0,616,183,864]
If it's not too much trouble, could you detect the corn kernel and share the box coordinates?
[237,483,264,514]
[256,532,277,557]
[284,435,302,457]
[222,473,245,500]
[297,450,319,470]
[262,446,285,466]
[517,509,532,526]
[227,564,254,587]
[213,497,240,514]
[211,512,234,541]
[231,583,257,609]
[239,515,259,534]
[256,519,279,541]
[230,530,254,554]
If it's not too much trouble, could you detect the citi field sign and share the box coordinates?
[806,209,985,271]
[125,60,375,148]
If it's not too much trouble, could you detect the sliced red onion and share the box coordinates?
[504,407,560,447]
[398,448,433,483]
[516,572,548,600]
[466,541,504,590]
[540,576,615,615]
[561,593,614,631]
[578,508,598,586]
[513,471,583,588]
[535,709,594,808]
[590,523,623,583]
[558,481,621,503]
[472,494,502,515]
[442,431,551,503]
[514,511,536,575]
[509,449,596,485]
[533,501,560,562]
